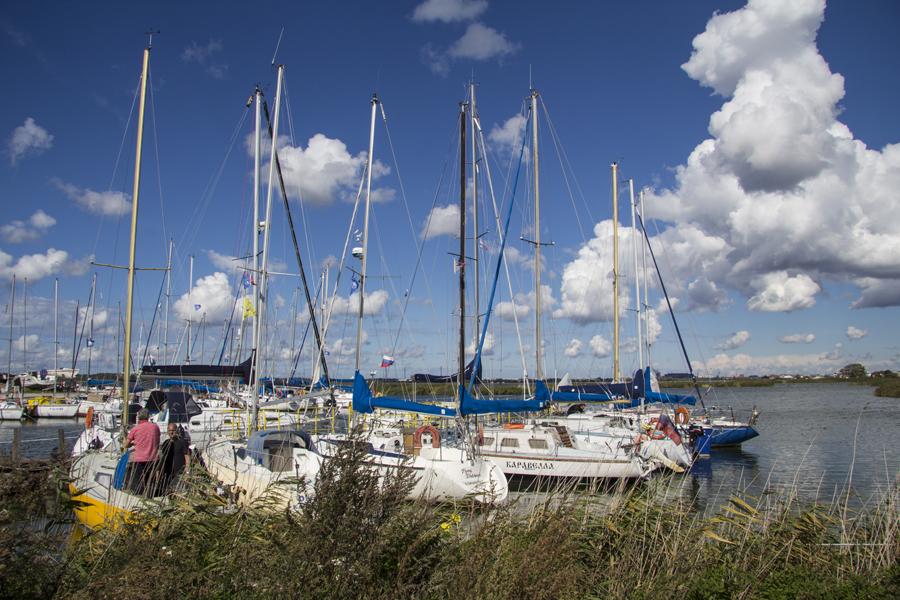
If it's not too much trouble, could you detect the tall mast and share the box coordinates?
[22,278,27,373]
[354,94,378,373]
[186,254,193,364]
[121,42,150,431]
[531,89,543,380]
[5,275,14,394]
[639,189,652,366]
[458,101,467,394]
[249,87,262,426]
[629,179,642,368]
[611,162,620,382]
[470,81,480,358]
[163,238,173,363]
[253,64,284,431]
[87,272,96,379]
[53,278,58,394]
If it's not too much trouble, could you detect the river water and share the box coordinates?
[3,383,897,512]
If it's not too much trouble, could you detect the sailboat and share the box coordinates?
[467,89,653,480]
[69,41,163,528]
[1,277,24,421]
[201,69,322,511]
[317,93,508,504]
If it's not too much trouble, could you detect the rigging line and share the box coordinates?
[147,68,168,255]
[387,112,459,357]
[261,99,334,397]
[177,108,250,262]
[468,100,531,394]
[72,278,95,368]
[288,278,323,382]
[539,96,594,230]
[281,76,320,304]
[318,162,366,372]
[139,270,167,369]
[380,101,440,354]
[637,210,706,411]
[646,214,714,385]
[477,100,530,383]
[539,97,588,242]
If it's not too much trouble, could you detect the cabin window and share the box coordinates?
[500,438,519,448]
[528,438,548,449]
[94,473,111,488]
[480,437,494,446]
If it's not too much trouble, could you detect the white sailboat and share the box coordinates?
[473,89,651,480]
[316,93,508,504]
[201,70,321,511]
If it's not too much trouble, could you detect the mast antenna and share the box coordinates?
[271,27,285,66]
[145,29,160,49]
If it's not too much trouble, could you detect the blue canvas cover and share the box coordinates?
[351,371,457,417]
[458,380,549,416]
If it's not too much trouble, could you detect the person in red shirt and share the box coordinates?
[124,408,160,494]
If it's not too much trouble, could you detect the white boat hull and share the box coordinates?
[33,404,80,418]
[202,435,321,510]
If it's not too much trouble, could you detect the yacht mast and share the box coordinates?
[163,238,173,363]
[250,86,262,429]
[354,94,378,373]
[470,81,480,359]
[611,162,620,382]
[186,254,193,364]
[5,275,14,394]
[639,190,652,365]
[121,42,151,431]
[458,101,467,395]
[253,64,284,432]
[53,278,58,394]
[87,273,96,379]
[22,278,27,373]
[629,179,642,368]
[531,89,543,380]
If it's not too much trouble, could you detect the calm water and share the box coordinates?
[684,382,899,507]
[0,418,84,459]
[4,383,898,512]
[508,383,899,512]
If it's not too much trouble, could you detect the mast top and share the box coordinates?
[144,29,160,49]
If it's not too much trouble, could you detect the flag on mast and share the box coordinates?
[380,355,394,368]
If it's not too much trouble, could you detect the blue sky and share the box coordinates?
[1,0,899,380]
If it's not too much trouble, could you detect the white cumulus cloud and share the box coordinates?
[0,247,90,281]
[846,326,867,340]
[1,210,56,243]
[412,0,487,23]
[8,117,53,165]
[779,333,815,344]
[421,204,460,239]
[589,334,611,358]
[564,338,583,358]
[448,23,520,61]
[644,0,900,309]
[174,272,238,322]
[716,330,750,351]
[54,179,131,216]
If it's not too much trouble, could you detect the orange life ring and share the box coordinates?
[85,406,95,428]
[502,423,525,429]
[413,425,441,449]
[674,406,690,426]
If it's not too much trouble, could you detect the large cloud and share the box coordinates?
[644,0,900,309]
[716,330,750,351]
[421,204,460,239]
[173,272,238,322]
[267,134,392,206]
[0,247,90,281]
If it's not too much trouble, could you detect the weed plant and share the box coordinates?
[1,443,896,599]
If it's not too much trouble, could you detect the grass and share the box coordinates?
[873,379,900,398]
[1,446,897,600]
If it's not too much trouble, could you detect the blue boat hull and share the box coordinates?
[708,425,759,447]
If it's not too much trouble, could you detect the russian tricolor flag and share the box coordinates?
[380,355,395,368]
